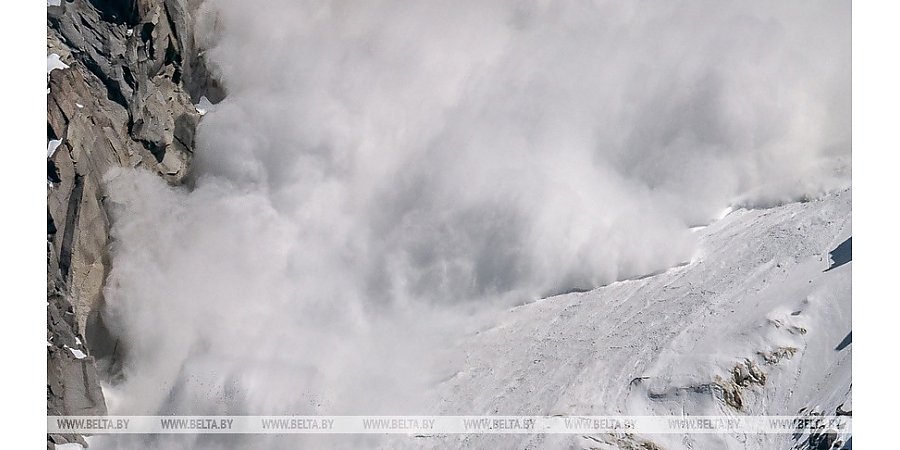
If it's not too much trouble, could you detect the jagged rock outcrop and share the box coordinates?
[47,0,215,446]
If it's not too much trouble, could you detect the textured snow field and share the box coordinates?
[408,189,851,449]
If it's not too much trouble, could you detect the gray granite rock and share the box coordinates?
[47,0,214,445]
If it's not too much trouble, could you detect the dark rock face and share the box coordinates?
[47,0,212,444]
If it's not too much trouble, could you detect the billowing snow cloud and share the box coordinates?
[99,0,850,427]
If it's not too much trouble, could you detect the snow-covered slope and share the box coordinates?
[417,189,851,449]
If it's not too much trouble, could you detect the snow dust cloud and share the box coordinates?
[97,0,849,431]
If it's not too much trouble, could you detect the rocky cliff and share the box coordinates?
[46,0,215,447]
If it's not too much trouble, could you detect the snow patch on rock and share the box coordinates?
[47,53,69,94]
[65,346,87,360]
[48,139,63,159]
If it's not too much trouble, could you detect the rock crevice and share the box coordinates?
[47,0,215,445]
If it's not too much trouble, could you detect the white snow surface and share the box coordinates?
[54,444,84,450]
[66,346,87,360]
[47,139,62,159]
[55,436,95,450]
[407,189,851,449]
[47,53,69,76]
[194,96,213,116]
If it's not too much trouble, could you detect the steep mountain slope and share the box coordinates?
[418,189,850,450]
[46,0,213,447]
[82,190,851,450]
[45,3,849,450]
